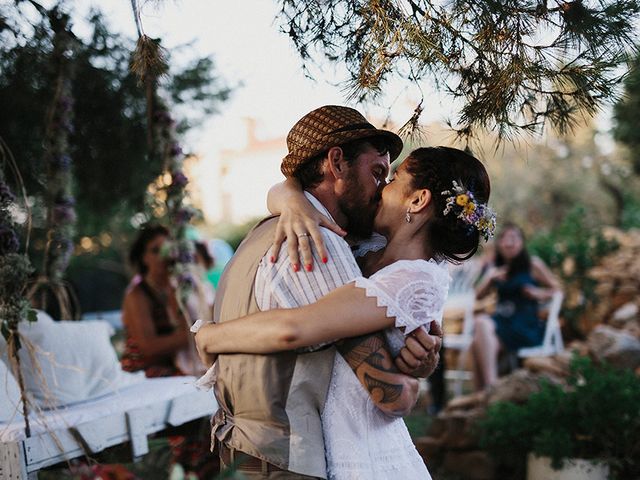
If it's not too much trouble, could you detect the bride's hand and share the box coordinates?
[395,322,443,378]
[269,187,346,272]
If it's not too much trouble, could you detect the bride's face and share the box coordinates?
[373,160,415,234]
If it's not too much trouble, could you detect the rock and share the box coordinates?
[566,340,590,357]
[523,356,569,377]
[444,390,487,412]
[588,325,640,370]
[414,436,443,464]
[624,320,640,339]
[487,369,560,405]
[611,302,639,327]
[426,415,448,439]
[442,450,495,480]
[439,407,485,449]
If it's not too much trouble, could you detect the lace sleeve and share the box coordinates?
[353,259,450,334]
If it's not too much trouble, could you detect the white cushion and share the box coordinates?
[0,311,144,409]
[0,359,23,423]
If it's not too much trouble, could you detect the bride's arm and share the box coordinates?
[195,282,392,355]
[267,179,346,271]
[195,282,420,416]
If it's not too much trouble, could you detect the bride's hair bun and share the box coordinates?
[404,147,491,263]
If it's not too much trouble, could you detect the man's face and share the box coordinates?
[338,144,390,238]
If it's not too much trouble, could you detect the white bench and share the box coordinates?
[0,376,217,480]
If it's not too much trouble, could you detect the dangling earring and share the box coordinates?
[405,209,412,223]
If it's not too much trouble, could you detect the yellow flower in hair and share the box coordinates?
[456,194,469,206]
[464,202,476,214]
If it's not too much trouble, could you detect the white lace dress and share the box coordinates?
[322,258,450,480]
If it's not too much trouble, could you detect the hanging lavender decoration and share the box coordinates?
[129,18,203,323]
[28,11,79,319]
[0,138,37,437]
[152,96,201,313]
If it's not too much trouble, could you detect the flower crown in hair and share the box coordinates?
[442,181,496,241]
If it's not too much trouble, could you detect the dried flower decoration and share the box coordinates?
[442,181,496,241]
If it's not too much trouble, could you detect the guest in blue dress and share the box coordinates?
[470,223,561,391]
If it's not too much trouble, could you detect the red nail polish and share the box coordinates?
[270,256,275,263]
[305,264,312,272]
[322,257,328,264]
[293,264,300,272]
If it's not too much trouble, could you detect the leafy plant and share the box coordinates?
[479,356,640,479]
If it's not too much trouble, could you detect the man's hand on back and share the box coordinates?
[394,321,443,378]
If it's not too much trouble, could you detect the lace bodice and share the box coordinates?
[323,258,447,479]
[354,259,450,334]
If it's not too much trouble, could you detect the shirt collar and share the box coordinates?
[304,191,337,223]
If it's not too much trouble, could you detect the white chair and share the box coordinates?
[518,290,564,358]
[443,261,484,396]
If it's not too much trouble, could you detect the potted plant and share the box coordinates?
[478,355,640,480]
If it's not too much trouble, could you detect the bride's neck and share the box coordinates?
[363,233,433,275]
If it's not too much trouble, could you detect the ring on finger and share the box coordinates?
[297,233,310,238]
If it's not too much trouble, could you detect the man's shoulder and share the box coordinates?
[317,226,352,254]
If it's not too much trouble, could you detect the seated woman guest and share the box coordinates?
[121,225,216,478]
[471,223,561,391]
[121,225,189,377]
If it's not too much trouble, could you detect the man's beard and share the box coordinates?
[339,173,379,239]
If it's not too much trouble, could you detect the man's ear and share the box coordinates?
[409,189,432,213]
[326,147,348,180]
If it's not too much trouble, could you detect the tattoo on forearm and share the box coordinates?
[339,334,391,371]
[339,332,416,409]
[364,372,403,404]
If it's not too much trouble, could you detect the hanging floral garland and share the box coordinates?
[0,138,37,436]
[153,95,201,313]
[27,13,79,319]
[131,29,206,324]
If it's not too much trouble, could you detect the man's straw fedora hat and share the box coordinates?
[281,105,403,177]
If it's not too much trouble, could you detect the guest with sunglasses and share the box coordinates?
[120,225,217,478]
[121,224,189,377]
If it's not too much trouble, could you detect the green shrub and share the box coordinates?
[479,356,640,479]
